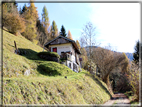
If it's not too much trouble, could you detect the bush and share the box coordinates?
[37,62,75,76]
[37,52,60,58]
[2,5,25,35]
[128,62,139,101]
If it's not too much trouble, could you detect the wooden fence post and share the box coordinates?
[14,41,19,54]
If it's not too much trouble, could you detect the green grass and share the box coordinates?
[3,29,112,104]
[3,71,111,104]
[37,61,76,76]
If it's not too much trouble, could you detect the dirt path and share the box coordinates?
[104,93,131,106]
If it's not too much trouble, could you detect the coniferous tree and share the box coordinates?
[21,0,38,41]
[42,5,49,34]
[67,30,73,40]
[20,4,27,14]
[28,0,38,21]
[2,2,25,35]
[60,25,66,37]
[51,20,58,38]
[133,40,139,64]
[36,18,48,47]
[3,1,18,14]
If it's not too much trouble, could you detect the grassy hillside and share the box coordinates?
[3,30,112,104]
[3,73,111,104]
[3,29,76,77]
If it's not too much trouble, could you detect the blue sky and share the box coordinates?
[17,2,140,53]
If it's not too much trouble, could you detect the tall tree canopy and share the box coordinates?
[42,5,49,34]
[133,40,139,64]
[2,1,25,35]
[3,0,18,14]
[50,20,58,38]
[60,25,66,37]
[21,0,38,41]
[67,30,73,40]
[92,47,130,88]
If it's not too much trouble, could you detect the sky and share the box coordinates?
[17,2,140,53]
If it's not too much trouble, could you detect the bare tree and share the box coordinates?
[92,47,130,90]
[81,22,97,59]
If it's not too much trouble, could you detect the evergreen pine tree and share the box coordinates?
[60,25,66,37]
[20,4,27,14]
[133,40,139,64]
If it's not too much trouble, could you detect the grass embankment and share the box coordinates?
[3,29,112,104]
[3,72,111,104]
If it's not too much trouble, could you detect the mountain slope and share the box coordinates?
[85,46,133,61]
[3,30,112,104]
[3,29,76,77]
[125,52,133,61]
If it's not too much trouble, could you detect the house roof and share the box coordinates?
[44,36,81,54]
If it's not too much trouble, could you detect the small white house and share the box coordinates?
[44,35,81,73]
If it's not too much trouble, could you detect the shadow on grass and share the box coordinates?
[18,48,46,61]
[18,48,62,76]
[85,73,112,98]
[37,64,61,76]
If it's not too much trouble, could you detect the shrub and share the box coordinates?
[37,52,60,58]
[37,62,75,76]
[2,5,25,35]
[128,62,139,101]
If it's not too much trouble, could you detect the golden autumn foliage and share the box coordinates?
[21,0,38,41]
[3,6,25,35]
[76,40,81,50]
[67,30,73,40]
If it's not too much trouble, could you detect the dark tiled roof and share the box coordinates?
[44,36,81,54]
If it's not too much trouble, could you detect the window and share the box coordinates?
[69,63,71,68]
[53,47,57,52]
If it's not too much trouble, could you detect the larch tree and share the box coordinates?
[36,18,47,47]
[3,0,18,14]
[2,1,25,35]
[21,0,38,41]
[42,5,50,35]
[50,20,58,38]
[67,30,73,40]
[60,25,67,37]
[28,0,38,21]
